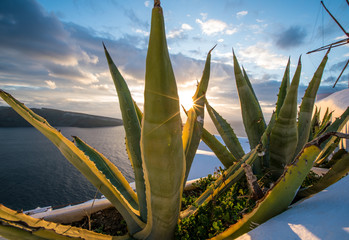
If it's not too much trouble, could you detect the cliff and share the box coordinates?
[0,107,123,128]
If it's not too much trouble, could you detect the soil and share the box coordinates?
[71,207,127,236]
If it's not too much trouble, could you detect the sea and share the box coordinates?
[0,126,238,212]
[0,126,134,211]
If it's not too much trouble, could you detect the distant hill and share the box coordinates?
[0,107,123,128]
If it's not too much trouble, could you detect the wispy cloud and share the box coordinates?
[200,13,208,21]
[238,43,288,70]
[196,18,237,36]
[196,19,227,35]
[45,80,56,89]
[236,11,248,18]
[134,29,150,36]
[168,23,193,39]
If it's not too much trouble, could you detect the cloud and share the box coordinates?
[181,23,193,31]
[238,43,288,70]
[236,11,248,18]
[196,18,236,36]
[2,0,339,124]
[144,1,150,7]
[330,60,348,72]
[46,63,99,85]
[135,29,149,36]
[124,9,149,29]
[0,0,151,117]
[45,80,56,89]
[196,19,227,35]
[275,25,307,49]
[200,13,208,21]
[0,0,79,66]
[168,23,193,39]
[225,28,238,35]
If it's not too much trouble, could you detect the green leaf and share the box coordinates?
[315,107,349,165]
[133,100,143,125]
[134,4,185,239]
[103,45,147,222]
[297,151,349,199]
[0,90,144,234]
[206,101,245,160]
[295,50,329,157]
[0,204,122,240]
[192,45,216,111]
[233,51,266,150]
[314,108,333,138]
[275,58,290,117]
[73,136,139,210]
[242,67,258,102]
[308,106,320,141]
[182,46,215,185]
[201,128,237,168]
[269,57,301,180]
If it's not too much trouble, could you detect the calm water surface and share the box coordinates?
[0,125,229,211]
[0,126,134,211]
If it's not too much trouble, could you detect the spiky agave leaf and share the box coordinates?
[297,151,349,199]
[308,106,320,141]
[275,58,290,117]
[242,67,258,102]
[269,57,301,180]
[0,204,130,240]
[233,51,266,150]
[295,50,329,157]
[315,107,349,165]
[0,90,144,234]
[201,128,237,168]
[182,46,215,185]
[73,136,138,209]
[313,108,333,139]
[134,1,185,239]
[182,104,237,168]
[206,101,245,160]
[104,45,147,222]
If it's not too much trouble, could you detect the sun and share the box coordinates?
[179,90,194,111]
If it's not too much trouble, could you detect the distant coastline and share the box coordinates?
[0,107,123,128]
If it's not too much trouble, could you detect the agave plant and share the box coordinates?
[0,1,213,239]
[182,48,349,239]
[1,1,349,239]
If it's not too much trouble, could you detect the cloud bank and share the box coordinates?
[0,0,345,124]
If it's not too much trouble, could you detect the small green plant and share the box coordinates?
[176,180,255,240]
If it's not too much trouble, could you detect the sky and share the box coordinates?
[0,0,348,132]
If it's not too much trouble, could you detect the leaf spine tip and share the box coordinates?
[209,44,217,54]
[154,0,160,7]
